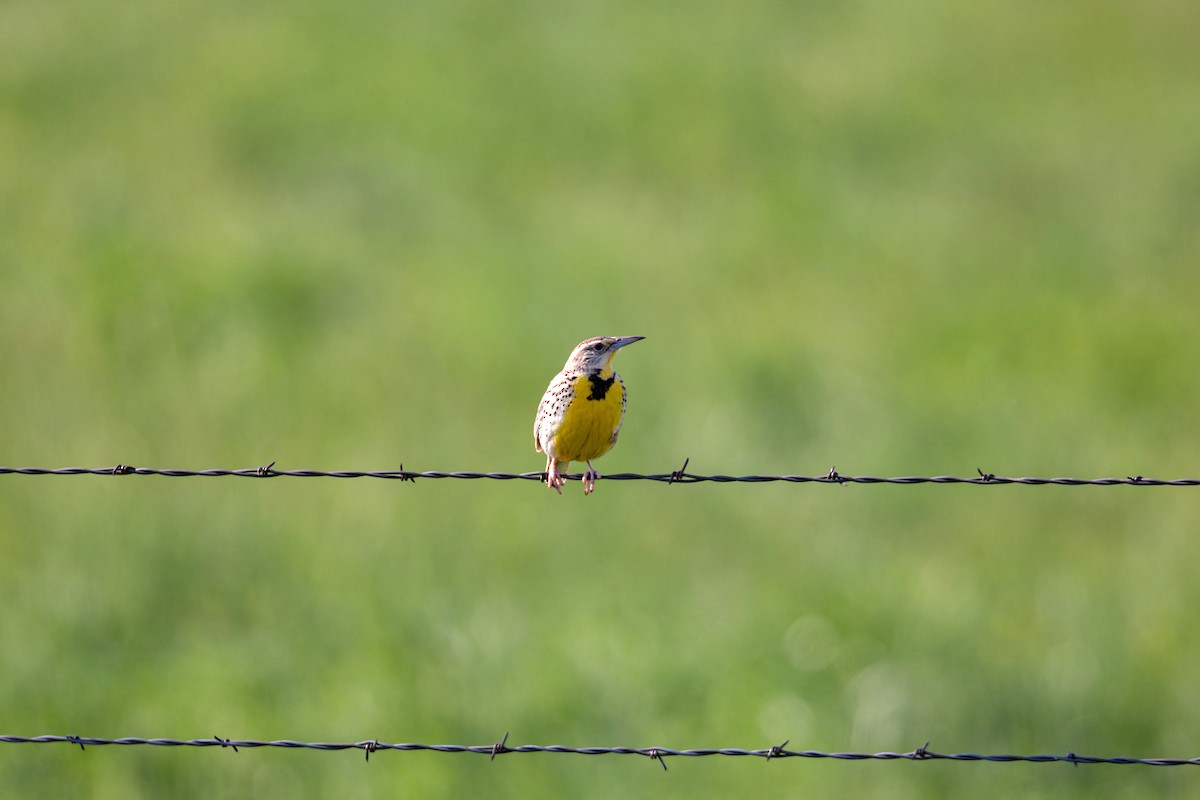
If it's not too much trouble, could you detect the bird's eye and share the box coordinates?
[592,343,604,351]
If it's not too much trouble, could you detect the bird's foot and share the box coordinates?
[546,462,564,494]
[583,463,600,495]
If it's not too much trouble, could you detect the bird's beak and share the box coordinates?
[610,336,645,350]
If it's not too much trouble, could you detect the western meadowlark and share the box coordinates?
[534,335,645,495]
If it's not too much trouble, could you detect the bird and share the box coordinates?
[534,335,645,495]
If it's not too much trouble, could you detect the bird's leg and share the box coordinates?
[545,457,564,494]
[583,461,600,495]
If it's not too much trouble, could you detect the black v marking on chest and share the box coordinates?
[587,373,616,401]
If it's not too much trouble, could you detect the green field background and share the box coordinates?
[2,1,1199,796]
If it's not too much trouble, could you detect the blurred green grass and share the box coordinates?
[2,0,1199,796]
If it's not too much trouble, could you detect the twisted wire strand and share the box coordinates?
[1,735,1197,767]
[0,465,1196,486]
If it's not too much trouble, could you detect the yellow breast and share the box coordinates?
[551,371,626,462]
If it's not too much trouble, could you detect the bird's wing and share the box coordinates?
[534,371,573,453]
[534,407,543,452]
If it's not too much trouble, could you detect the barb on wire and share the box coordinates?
[0,465,1198,486]
[2,735,1198,767]
[491,732,509,761]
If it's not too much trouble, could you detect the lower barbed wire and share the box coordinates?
[1,736,1198,767]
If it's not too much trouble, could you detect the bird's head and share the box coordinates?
[565,336,645,373]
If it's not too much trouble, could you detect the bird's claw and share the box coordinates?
[583,464,599,495]
[546,463,564,494]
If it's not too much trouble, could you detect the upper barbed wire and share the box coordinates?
[0,464,1196,486]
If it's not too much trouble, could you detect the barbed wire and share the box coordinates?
[0,463,1197,486]
[2,734,1197,769]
